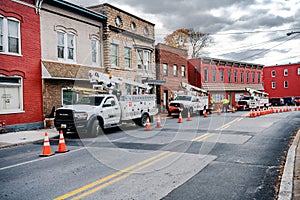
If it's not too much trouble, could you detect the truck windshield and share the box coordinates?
[75,96,104,106]
[176,96,192,101]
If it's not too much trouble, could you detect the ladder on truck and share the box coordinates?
[180,82,208,96]
[245,88,268,97]
[88,70,151,95]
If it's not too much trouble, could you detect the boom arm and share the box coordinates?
[180,82,208,95]
[245,88,268,97]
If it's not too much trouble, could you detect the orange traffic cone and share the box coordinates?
[146,117,151,130]
[217,108,221,115]
[178,111,183,123]
[203,110,207,118]
[156,116,162,128]
[187,110,192,121]
[295,105,298,111]
[40,132,54,157]
[56,130,69,153]
[249,109,253,118]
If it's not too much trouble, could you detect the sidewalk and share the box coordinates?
[0,126,299,199]
[0,128,59,149]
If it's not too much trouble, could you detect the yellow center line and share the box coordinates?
[54,151,171,200]
[192,133,210,142]
[72,152,176,200]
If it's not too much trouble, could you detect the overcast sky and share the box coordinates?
[67,0,300,66]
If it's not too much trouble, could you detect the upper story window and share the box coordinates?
[271,70,275,77]
[144,27,149,36]
[272,81,276,89]
[0,16,21,55]
[163,64,168,76]
[284,69,288,76]
[0,76,23,114]
[115,16,122,27]
[204,68,208,82]
[284,81,288,88]
[110,43,119,67]
[137,49,151,70]
[234,70,237,83]
[181,66,186,77]
[258,72,261,84]
[252,72,255,83]
[124,47,131,69]
[220,69,224,82]
[228,70,231,83]
[57,31,75,62]
[130,22,136,31]
[298,68,300,75]
[240,71,244,83]
[246,71,250,83]
[173,65,178,77]
[212,69,216,82]
[91,39,99,65]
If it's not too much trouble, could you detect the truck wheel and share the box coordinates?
[140,113,149,127]
[89,120,101,138]
[182,108,188,118]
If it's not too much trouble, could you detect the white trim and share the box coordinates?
[12,0,35,8]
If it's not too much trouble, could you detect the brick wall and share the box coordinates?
[0,0,43,128]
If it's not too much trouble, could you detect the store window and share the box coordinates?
[0,76,23,113]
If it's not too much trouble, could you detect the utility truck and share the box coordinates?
[237,88,270,110]
[54,70,158,137]
[168,82,209,117]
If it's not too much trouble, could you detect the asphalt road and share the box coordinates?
[0,111,299,200]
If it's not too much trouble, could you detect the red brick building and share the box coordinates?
[155,43,188,112]
[263,63,300,98]
[188,57,264,108]
[0,0,43,131]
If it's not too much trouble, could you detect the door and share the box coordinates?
[102,97,120,125]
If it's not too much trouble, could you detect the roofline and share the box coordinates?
[88,3,155,26]
[190,57,264,68]
[48,0,107,22]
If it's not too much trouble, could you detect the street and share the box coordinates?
[0,110,300,200]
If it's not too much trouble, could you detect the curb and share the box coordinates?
[278,129,300,200]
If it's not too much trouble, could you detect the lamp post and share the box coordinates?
[286,31,300,36]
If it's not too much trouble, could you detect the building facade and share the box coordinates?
[89,3,156,95]
[40,0,107,117]
[155,43,188,112]
[0,0,44,131]
[263,63,300,98]
[188,57,264,108]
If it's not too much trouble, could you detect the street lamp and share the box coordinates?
[286,31,300,36]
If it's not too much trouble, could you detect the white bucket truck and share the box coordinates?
[54,70,158,137]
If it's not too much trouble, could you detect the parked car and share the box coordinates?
[283,97,296,106]
[269,98,284,106]
[295,97,300,106]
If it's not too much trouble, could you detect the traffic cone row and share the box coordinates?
[249,105,299,118]
[39,130,69,157]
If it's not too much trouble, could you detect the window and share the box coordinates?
[234,70,237,83]
[0,76,23,113]
[110,43,118,67]
[228,70,231,83]
[246,71,250,83]
[173,65,178,76]
[163,64,168,76]
[204,68,208,82]
[144,27,149,35]
[220,69,224,82]
[91,39,98,65]
[212,69,216,82]
[181,66,186,77]
[284,69,288,76]
[240,71,244,83]
[272,81,276,89]
[131,22,136,31]
[124,47,131,69]
[258,72,261,83]
[284,81,288,88]
[298,68,300,75]
[271,70,275,77]
[0,16,21,54]
[137,49,151,70]
[57,31,75,62]
[252,72,255,83]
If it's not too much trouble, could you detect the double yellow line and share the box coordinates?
[216,113,247,131]
[192,133,211,142]
[55,151,175,200]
